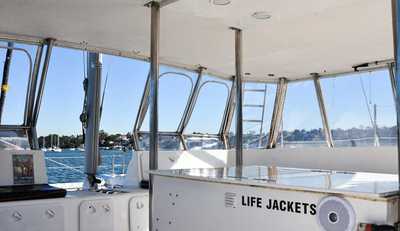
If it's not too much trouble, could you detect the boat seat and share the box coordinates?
[0,184,66,202]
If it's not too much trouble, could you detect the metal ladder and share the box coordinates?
[243,84,268,148]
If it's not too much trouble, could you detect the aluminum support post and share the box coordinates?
[84,52,102,190]
[313,75,334,148]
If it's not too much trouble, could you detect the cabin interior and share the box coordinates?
[0,0,399,230]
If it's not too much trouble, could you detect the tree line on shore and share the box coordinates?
[38,130,132,149]
[39,126,397,149]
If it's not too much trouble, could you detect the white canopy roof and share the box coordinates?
[0,0,394,82]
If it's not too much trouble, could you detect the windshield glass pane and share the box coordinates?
[137,133,182,151]
[39,49,147,184]
[320,69,396,147]
[229,82,277,149]
[0,130,29,150]
[0,42,35,125]
[185,76,231,135]
[141,67,194,131]
[278,80,325,148]
[186,136,224,150]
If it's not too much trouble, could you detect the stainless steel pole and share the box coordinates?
[84,52,102,190]
[313,75,334,148]
[232,28,243,168]
[149,2,160,231]
[0,42,14,123]
[391,0,400,228]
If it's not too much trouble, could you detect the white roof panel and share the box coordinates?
[0,0,394,81]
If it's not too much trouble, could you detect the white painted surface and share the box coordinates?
[152,175,397,231]
[243,147,398,174]
[133,149,230,182]
[0,150,48,186]
[79,199,114,231]
[129,196,149,231]
[133,147,398,184]
[0,203,64,231]
[0,189,149,231]
[125,150,141,187]
[0,0,393,81]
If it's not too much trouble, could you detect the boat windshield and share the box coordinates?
[0,130,29,150]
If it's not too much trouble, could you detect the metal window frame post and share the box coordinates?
[231,27,243,168]
[177,66,205,150]
[32,39,54,128]
[267,78,288,149]
[149,2,160,231]
[389,63,397,105]
[24,44,43,127]
[29,39,55,150]
[258,84,268,147]
[132,72,151,150]
[0,42,14,123]
[391,0,400,227]
[84,52,102,189]
[24,43,44,149]
[313,74,334,148]
[220,76,236,149]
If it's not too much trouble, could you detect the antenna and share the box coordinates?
[373,104,380,147]
[359,75,380,146]
[100,71,109,119]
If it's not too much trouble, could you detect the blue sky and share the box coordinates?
[0,42,397,136]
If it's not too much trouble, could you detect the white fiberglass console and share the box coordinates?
[0,150,48,186]
[151,166,399,231]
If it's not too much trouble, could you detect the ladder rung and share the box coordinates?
[244,104,264,108]
[243,119,263,123]
[244,89,266,92]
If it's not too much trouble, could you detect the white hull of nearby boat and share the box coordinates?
[49,147,62,152]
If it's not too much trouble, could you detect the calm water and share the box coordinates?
[45,150,132,184]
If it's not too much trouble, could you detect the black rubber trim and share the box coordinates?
[0,184,67,202]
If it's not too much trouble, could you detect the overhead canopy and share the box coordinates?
[0,0,394,82]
